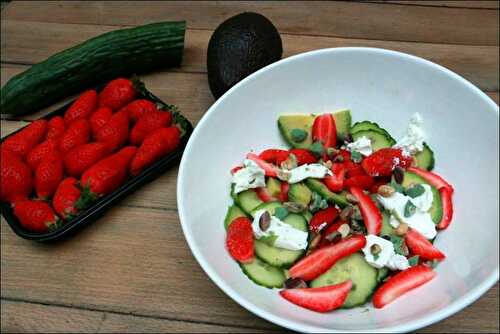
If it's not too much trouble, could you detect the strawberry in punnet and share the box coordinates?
[344,174,374,190]
[129,110,172,145]
[289,148,317,166]
[89,107,113,137]
[64,89,97,123]
[0,147,33,203]
[46,116,65,142]
[94,110,129,152]
[26,138,59,169]
[289,235,366,281]
[279,182,289,202]
[64,142,109,177]
[312,114,336,149]
[35,152,64,199]
[309,207,339,233]
[52,177,81,219]
[2,119,47,157]
[255,187,274,203]
[225,217,254,263]
[129,127,180,176]
[13,199,59,232]
[349,187,382,235]
[405,229,446,261]
[123,99,158,123]
[280,280,352,313]
[407,167,454,193]
[323,163,346,192]
[59,119,90,154]
[437,187,454,229]
[81,146,137,197]
[258,149,290,165]
[98,78,136,110]
[246,153,278,177]
[362,148,413,177]
[372,265,436,308]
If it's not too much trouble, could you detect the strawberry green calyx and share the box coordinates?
[75,186,99,210]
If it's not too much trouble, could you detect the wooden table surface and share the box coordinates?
[1,1,498,332]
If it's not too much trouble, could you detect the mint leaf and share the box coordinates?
[404,200,417,218]
[350,151,362,163]
[290,128,308,143]
[406,184,425,198]
[259,233,278,246]
[309,192,328,213]
[408,255,420,266]
[274,207,289,220]
[309,141,324,157]
[390,235,404,255]
[390,180,405,194]
[373,253,380,261]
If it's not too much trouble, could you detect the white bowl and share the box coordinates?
[177,48,499,332]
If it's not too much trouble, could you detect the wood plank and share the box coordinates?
[0,206,280,330]
[1,1,498,45]
[1,300,274,333]
[366,1,500,9]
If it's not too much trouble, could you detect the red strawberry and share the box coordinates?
[372,265,436,308]
[407,167,454,193]
[362,148,414,177]
[0,148,33,203]
[123,99,158,123]
[230,165,243,174]
[225,217,254,263]
[323,163,346,192]
[405,229,446,261]
[81,146,137,196]
[312,114,337,149]
[90,107,113,137]
[52,177,81,219]
[2,120,48,157]
[289,235,366,281]
[46,116,65,142]
[13,199,59,232]
[319,220,348,247]
[309,207,339,233]
[64,142,109,177]
[129,110,172,145]
[279,182,290,202]
[35,153,64,199]
[246,153,278,177]
[255,187,274,203]
[59,119,90,154]
[64,90,98,123]
[289,148,317,165]
[95,110,129,152]
[349,187,382,235]
[280,280,352,313]
[258,149,290,165]
[27,138,59,169]
[98,78,136,110]
[370,179,391,194]
[344,174,375,190]
[129,127,180,176]
[437,187,454,229]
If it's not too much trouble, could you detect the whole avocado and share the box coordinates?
[207,12,283,99]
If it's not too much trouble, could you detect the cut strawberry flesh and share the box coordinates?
[437,187,454,229]
[319,220,347,247]
[408,167,454,193]
[323,163,345,193]
[246,153,278,177]
[362,148,413,177]
[258,149,290,165]
[312,114,337,148]
[309,207,339,233]
[344,175,374,190]
[280,280,352,313]
[405,229,446,261]
[226,217,254,263]
[279,182,290,202]
[289,148,317,165]
[349,187,382,235]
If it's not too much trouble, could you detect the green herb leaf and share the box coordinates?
[373,253,380,261]
[406,184,425,198]
[350,151,362,163]
[404,200,417,218]
[274,207,289,220]
[429,259,440,269]
[390,180,405,194]
[408,255,420,266]
[309,141,325,157]
[390,235,404,255]
[309,192,328,213]
[290,128,308,143]
[259,233,278,246]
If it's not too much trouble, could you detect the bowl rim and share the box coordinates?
[177,47,499,333]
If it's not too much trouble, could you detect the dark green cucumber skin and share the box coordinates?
[1,21,186,115]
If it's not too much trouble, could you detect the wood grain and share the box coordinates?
[366,1,500,9]
[1,20,498,91]
[2,1,498,45]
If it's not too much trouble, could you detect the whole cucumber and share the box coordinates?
[1,21,185,115]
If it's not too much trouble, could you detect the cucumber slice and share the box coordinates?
[304,179,349,208]
[250,201,283,217]
[303,211,313,222]
[401,172,443,224]
[380,210,396,237]
[352,129,396,151]
[351,121,393,140]
[414,143,435,171]
[310,253,378,308]
[240,258,286,289]
[332,109,352,141]
[377,267,389,283]
[235,189,263,215]
[224,205,248,230]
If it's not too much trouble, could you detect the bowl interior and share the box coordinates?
[178,48,499,332]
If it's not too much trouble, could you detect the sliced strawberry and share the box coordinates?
[319,220,348,247]
[230,165,243,174]
[407,167,454,193]
[344,161,366,177]
[255,187,274,203]
[280,280,352,313]
[349,187,382,235]
[258,149,290,165]
[289,235,366,281]
[312,114,336,149]
[289,149,317,166]
[362,148,414,177]
[246,153,278,177]
[370,179,389,194]
[405,229,446,261]
[344,175,375,190]
[323,163,346,192]
[309,207,339,233]
[437,187,454,229]
[372,265,436,308]
[226,217,254,263]
[279,182,290,202]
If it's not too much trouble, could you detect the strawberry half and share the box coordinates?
[289,235,366,281]
[279,182,290,202]
[349,187,382,235]
[246,153,278,177]
[312,114,336,149]
[226,217,254,263]
[437,187,454,229]
[289,149,317,165]
[372,265,436,308]
[405,229,446,261]
[407,167,454,193]
[258,149,290,165]
[344,174,374,190]
[309,207,339,233]
[323,163,346,193]
[280,280,352,313]
[362,148,413,177]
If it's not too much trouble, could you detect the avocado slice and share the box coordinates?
[266,177,282,198]
[288,183,312,207]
